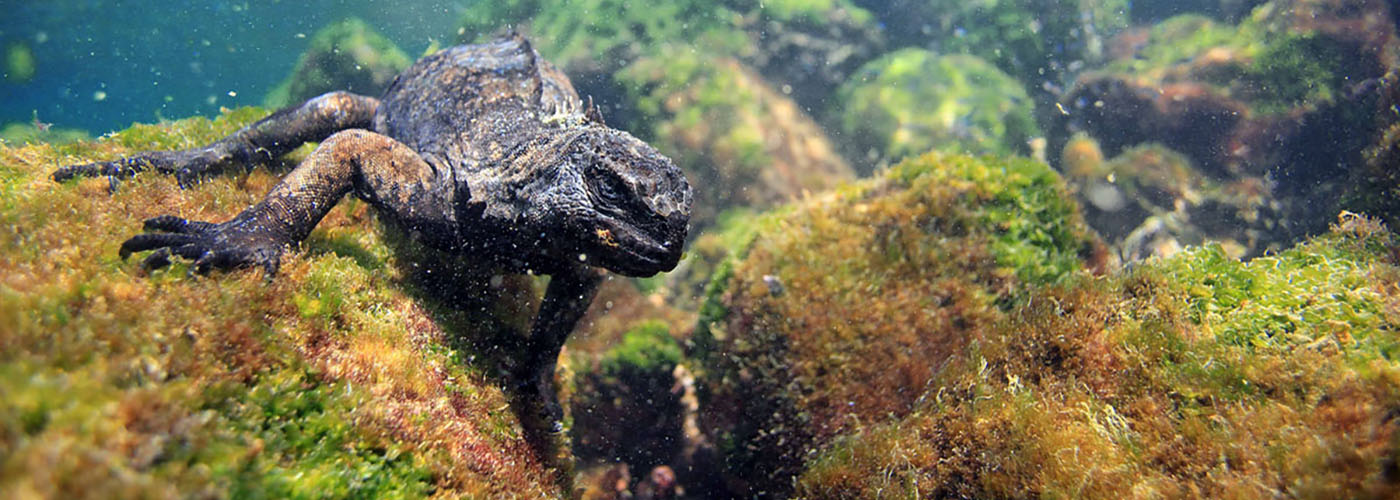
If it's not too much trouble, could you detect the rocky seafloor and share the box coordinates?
[4,0,1400,498]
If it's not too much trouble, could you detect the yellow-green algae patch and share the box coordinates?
[797,214,1400,498]
[0,109,563,497]
[695,151,1106,495]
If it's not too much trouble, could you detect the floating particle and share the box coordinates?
[4,42,36,83]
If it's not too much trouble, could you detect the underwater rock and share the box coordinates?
[263,18,412,108]
[836,48,1040,171]
[455,0,884,120]
[619,50,855,230]
[854,0,1129,128]
[0,120,89,146]
[569,322,688,488]
[1064,140,1279,260]
[1351,68,1400,230]
[1061,0,1399,253]
[797,213,1400,499]
[1130,0,1269,22]
[0,109,569,497]
[732,1,886,115]
[3,41,36,84]
[693,151,1105,496]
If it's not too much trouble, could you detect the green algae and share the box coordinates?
[458,0,746,75]
[1103,10,1373,115]
[570,321,687,473]
[595,321,682,377]
[0,108,566,498]
[795,214,1400,498]
[0,122,89,147]
[619,48,853,229]
[694,151,1102,495]
[836,49,1040,169]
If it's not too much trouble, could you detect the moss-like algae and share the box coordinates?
[619,48,853,230]
[696,151,1103,496]
[836,49,1040,169]
[796,213,1400,498]
[570,321,686,475]
[0,109,566,498]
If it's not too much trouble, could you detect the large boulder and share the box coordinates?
[618,49,855,230]
[835,48,1040,171]
[693,151,1106,496]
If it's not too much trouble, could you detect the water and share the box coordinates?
[1,0,460,132]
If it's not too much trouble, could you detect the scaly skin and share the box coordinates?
[53,33,693,434]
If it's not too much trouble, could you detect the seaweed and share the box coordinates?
[796,213,1400,499]
[0,109,566,498]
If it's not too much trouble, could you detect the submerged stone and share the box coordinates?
[619,49,855,230]
[836,49,1040,171]
[693,151,1105,496]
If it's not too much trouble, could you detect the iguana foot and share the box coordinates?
[53,147,243,189]
[120,214,286,275]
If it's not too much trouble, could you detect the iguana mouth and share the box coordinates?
[589,213,685,277]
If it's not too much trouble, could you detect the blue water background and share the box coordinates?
[1,0,465,134]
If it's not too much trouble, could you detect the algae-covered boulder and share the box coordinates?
[569,322,686,478]
[455,0,883,115]
[0,109,568,497]
[694,151,1105,496]
[1061,1,1398,245]
[836,48,1040,171]
[797,213,1400,498]
[855,0,1129,121]
[1352,68,1400,231]
[619,49,855,230]
[1063,138,1279,260]
[264,18,412,108]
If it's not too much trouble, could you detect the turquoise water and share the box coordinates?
[1,1,458,132]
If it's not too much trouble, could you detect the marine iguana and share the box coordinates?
[52,33,693,428]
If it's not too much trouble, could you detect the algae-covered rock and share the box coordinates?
[1,121,89,146]
[1065,139,1279,260]
[1130,0,1268,22]
[0,109,567,497]
[570,322,685,479]
[1062,0,1398,255]
[455,0,883,115]
[619,49,855,230]
[836,48,1040,170]
[856,0,1129,122]
[263,18,412,108]
[797,213,1400,499]
[1351,68,1400,230]
[694,151,1105,496]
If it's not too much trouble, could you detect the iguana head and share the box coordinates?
[519,126,692,277]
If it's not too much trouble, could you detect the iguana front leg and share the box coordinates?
[120,129,450,275]
[53,91,380,187]
[518,264,605,428]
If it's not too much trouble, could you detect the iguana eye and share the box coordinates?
[596,176,626,205]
